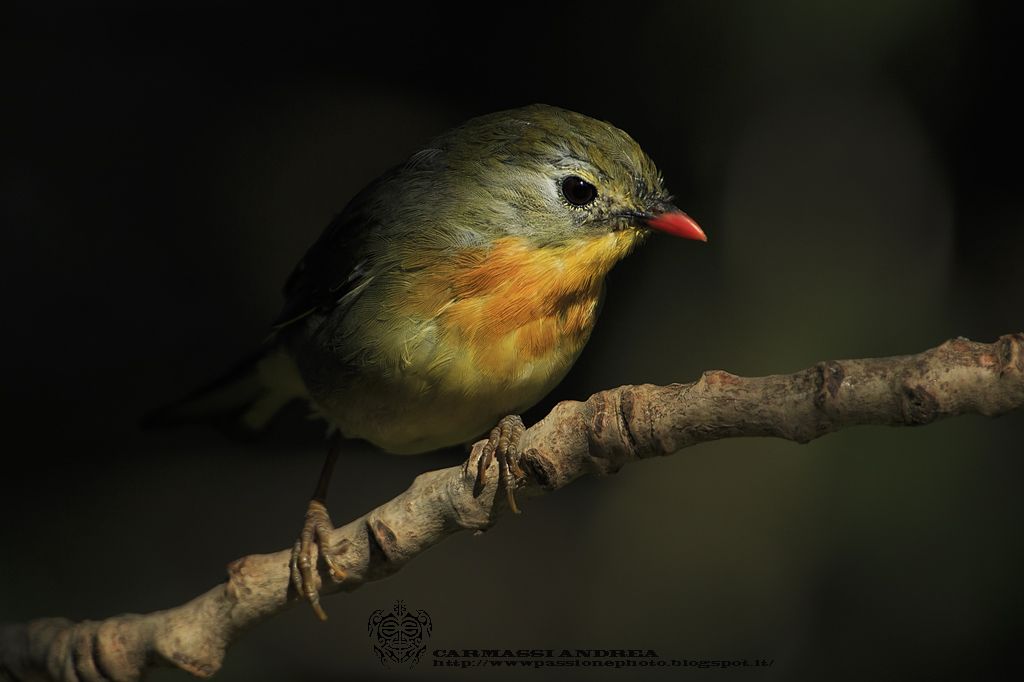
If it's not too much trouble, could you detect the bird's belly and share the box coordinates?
[315,303,599,455]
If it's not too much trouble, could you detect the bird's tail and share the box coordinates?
[141,345,308,431]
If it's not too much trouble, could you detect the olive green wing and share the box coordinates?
[271,173,393,330]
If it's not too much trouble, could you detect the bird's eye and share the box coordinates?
[561,176,597,207]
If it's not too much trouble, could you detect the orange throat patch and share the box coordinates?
[407,229,643,373]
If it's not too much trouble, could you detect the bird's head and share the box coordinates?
[421,103,706,249]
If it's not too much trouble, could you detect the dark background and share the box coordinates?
[2,3,1022,680]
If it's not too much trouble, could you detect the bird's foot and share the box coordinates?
[471,414,526,513]
[290,499,347,620]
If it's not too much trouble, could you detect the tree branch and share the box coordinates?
[3,333,1022,682]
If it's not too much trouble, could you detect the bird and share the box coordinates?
[146,103,707,619]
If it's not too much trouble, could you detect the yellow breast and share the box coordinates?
[321,229,642,454]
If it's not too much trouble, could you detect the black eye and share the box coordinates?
[561,175,597,207]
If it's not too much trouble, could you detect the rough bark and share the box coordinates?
[3,333,1022,682]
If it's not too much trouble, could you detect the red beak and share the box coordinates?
[643,210,707,242]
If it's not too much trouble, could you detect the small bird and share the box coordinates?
[148,104,706,619]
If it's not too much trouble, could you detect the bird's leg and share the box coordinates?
[472,414,526,514]
[290,435,348,621]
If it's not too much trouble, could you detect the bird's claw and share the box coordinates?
[290,499,347,620]
[472,414,526,513]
